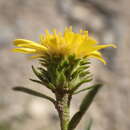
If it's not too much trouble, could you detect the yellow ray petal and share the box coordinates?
[16,44,47,52]
[13,39,47,50]
[78,44,116,56]
[12,48,36,54]
[13,39,36,46]
[88,55,106,64]
[88,51,102,56]
[94,44,117,50]
[39,34,44,43]
[86,37,97,45]
[87,51,106,64]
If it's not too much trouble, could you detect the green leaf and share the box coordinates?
[71,65,90,79]
[79,70,90,77]
[39,59,48,64]
[70,60,81,76]
[68,84,102,130]
[73,85,94,95]
[30,78,46,85]
[71,78,92,92]
[48,83,56,90]
[38,67,47,74]
[29,78,56,91]
[13,86,55,104]
[47,65,57,83]
[56,71,66,88]
[32,66,44,81]
[80,84,102,113]
[60,58,69,68]
[80,60,90,65]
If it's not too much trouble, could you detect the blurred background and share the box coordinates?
[0,0,130,130]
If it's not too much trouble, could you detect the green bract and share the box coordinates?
[31,54,92,94]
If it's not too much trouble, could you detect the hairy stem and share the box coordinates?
[55,92,70,130]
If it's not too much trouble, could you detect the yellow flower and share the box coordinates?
[12,27,116,64]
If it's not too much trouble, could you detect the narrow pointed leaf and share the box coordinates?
[13,86,55,104]
[73,85,94,95]
[71,78,92,92]
[29,78,53,90]
[30,78,46,85]
[80,84,102,110]
[68,84,102,130]
[32,65,44,81]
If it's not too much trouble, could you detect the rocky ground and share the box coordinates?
[0,0,130,130]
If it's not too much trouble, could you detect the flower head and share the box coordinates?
[12,27,116,64]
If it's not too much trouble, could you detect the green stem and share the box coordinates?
[55,92,70,130]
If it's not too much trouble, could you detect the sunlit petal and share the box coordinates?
[12,27,116,64]
[14,39,47,50]
[87,51,106,64]
[12,48,36,54]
